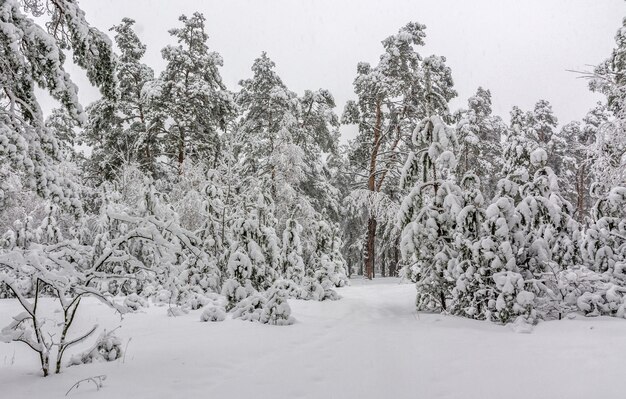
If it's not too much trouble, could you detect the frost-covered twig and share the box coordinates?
[65,375,107,396]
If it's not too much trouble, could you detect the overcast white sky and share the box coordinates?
[53,0,625,142]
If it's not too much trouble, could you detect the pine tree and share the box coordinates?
[156,13,236,170]
[259,279,296,325]
[449,174,490,319]
[343,22,456,279]
[398,115,461,311]
[588,18,626,187]
[514,148,579,320]
[455,87,505,199]
[236,52,342,266]
[1,0,115,213]
[45,107,78,160]
[282,216,306,285]
[82,18,157,182]
[501,107,537,191]
[581,187,626,274]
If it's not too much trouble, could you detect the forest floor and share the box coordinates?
[1,278,626,398]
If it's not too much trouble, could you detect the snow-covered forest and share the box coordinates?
[1,1,626,397]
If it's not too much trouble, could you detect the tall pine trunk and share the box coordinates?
[364,100,383,280]
[576,163,586,221]
[365,216,377,279]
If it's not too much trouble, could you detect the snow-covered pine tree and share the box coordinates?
[295,89,343,228]
[449,174,491,319]
[282,215,306,286]
[575,104,612,219]
[480,188,523,323]
[329,223,350,287]
[398,114,461,312]
[44,107,79,160]
[581,186,626,274]
[455,87,505,200]
[236,52,301,185]
[310,220,348,291]
[514,148,579,321]
[82,18,157,183]
[156,13,236,170]
[587,18,626,188]
[222,183,280,309]
[342,22,456,279]
[300,220,339,300]
[500,107,538,198]
[1,0,115,213]
[259,279,296,325]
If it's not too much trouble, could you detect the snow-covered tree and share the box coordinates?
[282,216,306,285]
[512,148,579,321]
[259,279,295,325]
[1,0,114,212]
[581,186,626,274]
[455,87,505,199]
[343,22,456,279]
[45,107,79,160]
[155,12,236,170]
[398,115,460,311]
[82,18,157,182]
[449,174,491,319]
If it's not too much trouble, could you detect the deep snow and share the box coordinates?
[1,278,626,398]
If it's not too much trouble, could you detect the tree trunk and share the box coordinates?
[178,130,185,174]
[359,252,364,277]
[576,163,586,222]
[389,237,399,277]
[365,216,377,279]
[364,100,383,280]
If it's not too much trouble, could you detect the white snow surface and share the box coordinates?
[1,278,626,398]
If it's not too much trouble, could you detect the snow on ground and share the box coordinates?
[2,278,626,399]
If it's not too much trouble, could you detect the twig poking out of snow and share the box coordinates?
[122,338,132,364]
[65,375,107,396]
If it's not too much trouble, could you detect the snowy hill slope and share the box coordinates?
[1,278,625,398]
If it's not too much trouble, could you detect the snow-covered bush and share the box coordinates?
[200,305,227,322]
[492,272,537,324]
[124,294,149,311]
[232,293,267,322]
[67,330,124,367]
[299,276,326,301]
[259,280,296,325]
[283,217,306,285]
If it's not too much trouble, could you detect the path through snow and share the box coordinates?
[1,278,625,398]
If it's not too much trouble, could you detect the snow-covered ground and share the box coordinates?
[2,278,626,398]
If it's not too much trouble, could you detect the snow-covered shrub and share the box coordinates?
[556,267,626,318]
[186,292,212,310]
[299,276,325,301]
[581,186,626,273]
[221,279,253,311]
[232,293,267,322]
[492,272,537,324]
[305,220,346,300]
[226,210,278,292]
[259,280,296,325]
[282,217,306,285]
[200,305,227,322]
[67,330,124,367]
[124,294,149,311]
